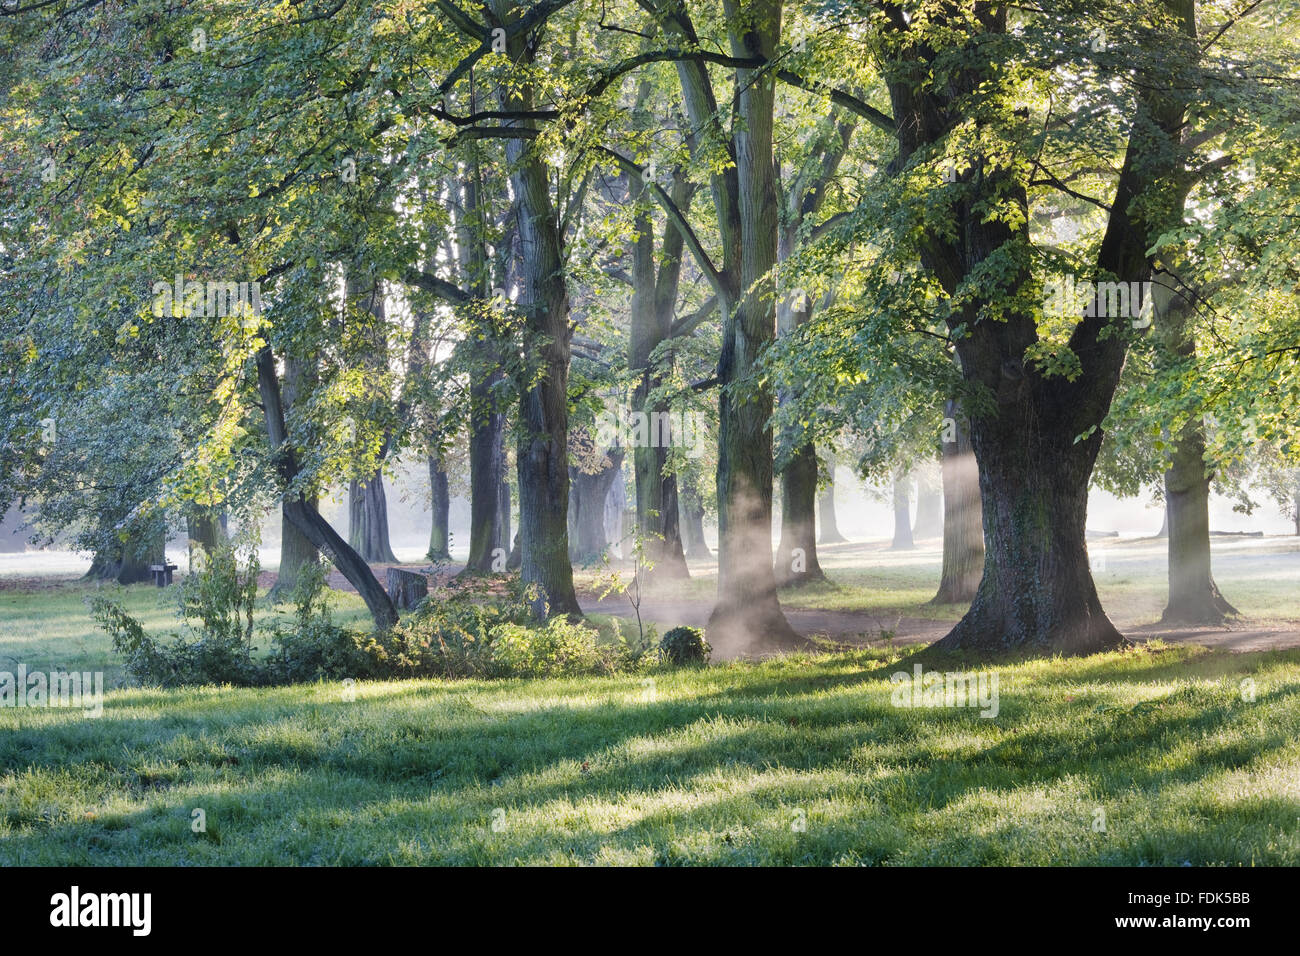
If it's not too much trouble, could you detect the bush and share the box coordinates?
[97,561,645,687]
[93,538,266,688]
[355,581,619,679]
[659,626,711,666]
[265,559,371,684]
[490,616,616,678]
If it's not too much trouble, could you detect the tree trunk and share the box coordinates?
[817,462,847,544]
[628,159,691,581]
[1156,505,1168,538]
[705,0,802,655]
[185,508,225,574]
[569,450,622,563]
[932,400,983,604]
[774,443,825,585]
[1161,420,1236,623]
[498,475,511,556]
[893,3,1194,655]
[493,5,580,617]
[1154,255,1236,624]
[680,485,711,558]
[464,373,508,573]
[506,529,521,571]
[273,494,319,598]
[912,467,942,539]
[186,509,223,553]
[605,466,626,557]
[255,347,397,630]
[270,352,320,600]
[890,474,915,550]
[349,471,399,565]
[934,416,1124,654]
[427,453,451,561]
[84,528,163,585]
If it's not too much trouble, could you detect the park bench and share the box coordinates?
[149,563,178,587]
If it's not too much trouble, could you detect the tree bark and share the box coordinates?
[932,400,983,604]
[273,493,319,598]
[569,449,623,562]
[893,3,1195,654]
[1152,215,1236,626]
[627,139,692,581]
[464,392,507,572]
[84,528,163,585]
[270,354,320,600]
[186,509,224,553]
[1163,426,1236,623]
[772,118,850,587]
[704,0,802,655]
[386,567,429,611]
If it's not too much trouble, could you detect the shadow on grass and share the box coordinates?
[4,646,1300,864]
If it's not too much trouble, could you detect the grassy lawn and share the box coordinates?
[0,579,376,687]
[3,618,1299,863]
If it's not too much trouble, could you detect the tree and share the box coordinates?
[872,2,1202,653]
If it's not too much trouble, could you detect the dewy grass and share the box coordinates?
[3,636,1299,865]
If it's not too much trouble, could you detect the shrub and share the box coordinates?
[659,626,711,666]
[93,538,266,688]
[266,559,371,683]
[97,561,647,687]
[490,616,616,678]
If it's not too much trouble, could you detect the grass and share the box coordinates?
[0,578,375,687]
[2,554,1298,866]
[3,624,1300,863]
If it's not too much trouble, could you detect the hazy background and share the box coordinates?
[1,457,1293,577]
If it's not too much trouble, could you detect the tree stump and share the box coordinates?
[385,567,428,611]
